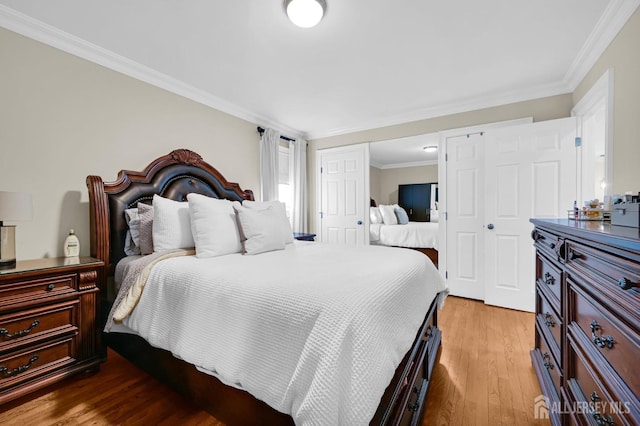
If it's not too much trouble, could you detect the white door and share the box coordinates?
[317,145,369,244]
[443,132,485,300]
[443,118,576,311]
[483,117,576,311]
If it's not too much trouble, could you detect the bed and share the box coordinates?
[369,200,439,266]
[87,149,447,425]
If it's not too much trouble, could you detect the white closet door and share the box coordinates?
[483,117,576,312]
[444,133,485,300]
[317,145,369,244]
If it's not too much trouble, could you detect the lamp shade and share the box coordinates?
[285,0,326,28]
[0,192,33,222]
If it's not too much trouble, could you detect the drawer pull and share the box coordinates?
[542,352,554,370]
[0,355,39,378]
[0,320,40,339]
[543,272,555,286]
[407,383,423,412]
[593,412,615,425]
[531,230,540,241]
[567,249,581,261]
[590,320,615,349]
[591,391,601,403]
[618,277,638,290]
[46,283,55,291]
[544,313,556,327]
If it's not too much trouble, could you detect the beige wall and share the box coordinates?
[369,166,382,205]
[573,7,640,194]
[0,28,260,260]
[372,165,438,205]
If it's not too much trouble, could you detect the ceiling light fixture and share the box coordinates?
[423,145,438,153]
[284,0,326,28]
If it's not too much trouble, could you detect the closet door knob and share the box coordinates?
[487,223,495,230]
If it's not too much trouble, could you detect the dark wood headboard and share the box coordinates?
[86,149,254,279]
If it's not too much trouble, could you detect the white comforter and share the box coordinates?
[371,221,439,249]
[108,242,446,425]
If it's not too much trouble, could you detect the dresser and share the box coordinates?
[530,219,639,425]
[398,184,431,222]
[0,257,104,404]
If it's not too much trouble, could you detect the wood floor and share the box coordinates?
[0,296,548,425]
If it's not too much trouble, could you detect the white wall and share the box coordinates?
[0,28,260,260]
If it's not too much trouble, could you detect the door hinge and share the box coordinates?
[320,166,323,174]
[445,271,448,279]
[445,153,448,162]
[445,211,448,221]
[575,137,582,147]
[320,212,323,219]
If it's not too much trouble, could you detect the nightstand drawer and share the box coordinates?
[0,337,76,391]
[0,301,78,354]
[0,274,77,311]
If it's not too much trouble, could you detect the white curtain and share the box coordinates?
[290,138,307,233]
[260,128,280,201]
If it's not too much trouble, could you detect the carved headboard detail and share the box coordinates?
[86,149,254,279]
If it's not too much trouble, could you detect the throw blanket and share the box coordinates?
[107,243,447,425]
[106,249,194,330]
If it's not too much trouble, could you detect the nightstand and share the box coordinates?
[0,257,104,404]
[293,233,316,242]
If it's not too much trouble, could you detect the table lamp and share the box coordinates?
[0,192,33,269]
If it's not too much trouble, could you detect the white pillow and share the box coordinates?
[379,204,398,225]
[234,204,286,255]
[152,194,194,252]
[242,200,294,244]
[187,193,242,258]
[370,206,383,224]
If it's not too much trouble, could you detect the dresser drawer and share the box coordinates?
[536,254,562,309]
[535,326,562,397]
[532,228,561,260]
[536,293,562,360]
[566,339,631,425]
[0,301,78,354]
[0,274,77,312]
[568,280,640,397]
[565,241,640,318]
[0,337,76,391]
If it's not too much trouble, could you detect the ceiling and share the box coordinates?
[370,133,439,169]
[0,1,637,142]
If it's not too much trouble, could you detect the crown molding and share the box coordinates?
[0,5,305,140]
[563,0,640,91]
[307,80,570,140]
[2,1,637,142]
[371,160,438,170]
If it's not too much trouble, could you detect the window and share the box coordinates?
[278,143,294,223]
